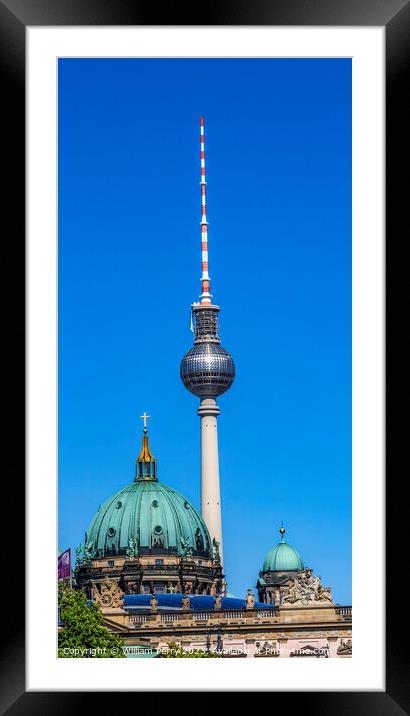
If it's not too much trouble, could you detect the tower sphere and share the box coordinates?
[180,342,235,398]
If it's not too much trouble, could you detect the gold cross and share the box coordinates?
[139,412,151,430]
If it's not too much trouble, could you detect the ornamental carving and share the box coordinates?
[92,579,124,608]
[127,581,139,594]
[281,569,333,606]
[337,638,352,655]
[255,641,279,657]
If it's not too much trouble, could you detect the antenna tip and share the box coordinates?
[200,116,204,126]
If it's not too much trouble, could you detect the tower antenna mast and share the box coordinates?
[199,116,211,304]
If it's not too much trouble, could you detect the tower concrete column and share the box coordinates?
[198,398,223,565]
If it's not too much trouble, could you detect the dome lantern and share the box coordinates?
[135,412,157,481]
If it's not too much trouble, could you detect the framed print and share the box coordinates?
[1,0,407,708]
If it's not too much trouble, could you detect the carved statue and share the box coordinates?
[210,582,218,596]
[282,579,299,604]
[180,536,193,558]
[75,544,83,568]
[317,585,333,603]
[311,575,321,599]
[127,581,138,594]
[83,544,93,562]
[212,538,221,563]
[337,638,352,655]
[92,579,124,608]
[126,536,137,558]
[281,570,333,606]
[214,595,222,611]
[150,595,158,612]
[182,595,190,611]
[299,569,315,601]
[245,588,255,609]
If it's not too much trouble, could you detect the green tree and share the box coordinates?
[163,641,220,658]
[58,583,126,658]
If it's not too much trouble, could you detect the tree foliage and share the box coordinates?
[58,583,125,658]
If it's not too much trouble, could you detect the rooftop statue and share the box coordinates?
[246,588,255,609]
[281,569,333,606]
[126,536,137,558]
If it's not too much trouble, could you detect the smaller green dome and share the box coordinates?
[262,528,304,572]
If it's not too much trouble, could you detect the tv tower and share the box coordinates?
[180,117,235,566]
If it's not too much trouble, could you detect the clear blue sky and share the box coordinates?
[58,58,352,604]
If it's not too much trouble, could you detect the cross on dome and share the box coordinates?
[139,412,151,432]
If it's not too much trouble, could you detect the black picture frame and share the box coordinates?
[2,0,406,709]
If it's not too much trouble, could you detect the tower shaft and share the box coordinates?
[198,398,223,565]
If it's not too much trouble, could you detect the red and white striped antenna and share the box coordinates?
[199,116,212,304]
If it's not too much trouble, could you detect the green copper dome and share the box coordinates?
[84,427,212,558]
[262,528,304,572]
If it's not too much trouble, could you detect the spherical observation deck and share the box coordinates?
[180,303,235,399]
[180,342,235,398]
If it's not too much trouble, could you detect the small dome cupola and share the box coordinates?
[262,526,304,572]
[135,412,157,482]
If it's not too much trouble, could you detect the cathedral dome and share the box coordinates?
[85,480,211,558]
[262,528,304,572]
[84,425,212,559]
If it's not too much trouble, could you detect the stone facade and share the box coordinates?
[75,552,224,600]
[99,600,352,658]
